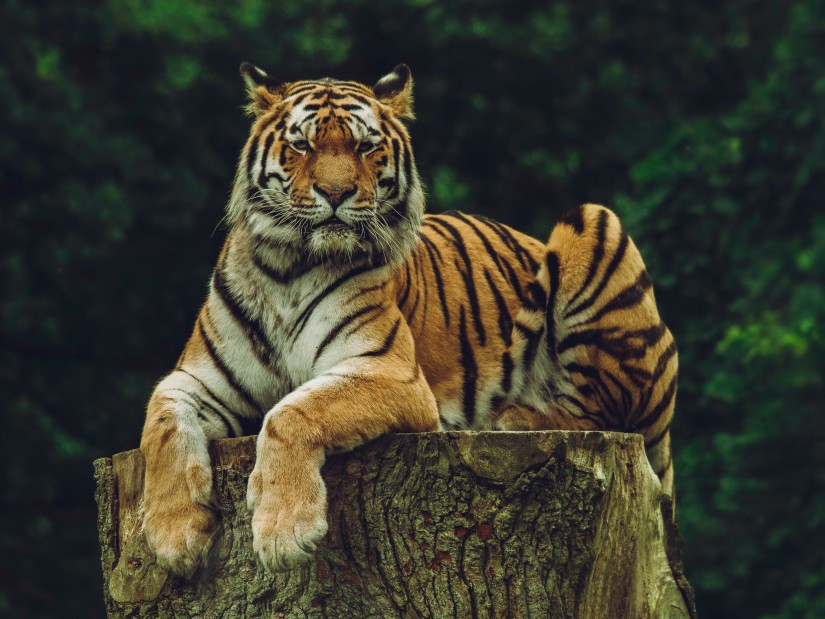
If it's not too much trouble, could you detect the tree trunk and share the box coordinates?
[93,431,696,618]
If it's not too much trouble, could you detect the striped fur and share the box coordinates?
[140,65,677,577]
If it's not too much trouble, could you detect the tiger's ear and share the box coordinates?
[373,64,414,120]
[240,62,286,116]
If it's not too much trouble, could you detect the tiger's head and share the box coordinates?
[228,63,424,267]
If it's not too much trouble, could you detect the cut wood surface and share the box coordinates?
[94,431,695,618]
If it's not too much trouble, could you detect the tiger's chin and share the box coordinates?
[306,225,371,259]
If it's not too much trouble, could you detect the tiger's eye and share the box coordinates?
[292,140,310,153]
[357,141,376,155]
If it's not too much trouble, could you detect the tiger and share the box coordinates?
[139,62,678,578]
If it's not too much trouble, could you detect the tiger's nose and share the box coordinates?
[314,183,357,208]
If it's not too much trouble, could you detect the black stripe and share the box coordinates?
[555,393,591,417]
[285,84,322,98]
[515,321,543,369]
[176,367,240,428]
[501,352,514,393]
[602,368,634,420]
[556,327,632,360]
[346,111,377,136]
[565,226,629,319]
[163,386,236,438]
[407,249,423,319]
[622,363,653,388]
[326,91,375,106]
[416,246,429,327]
[389,139,402,200]
[407,283,422,323]
[544,252,561,362]
[252,251,320,284]
[565,209,608,312]
[449,212,513,285]
[257,132,275,187]
[287,262,375,342]
[212,261,275,366]
[482,268,512,346]
[584,270,653,325]
[650,338,678,384]
[565,362,618,420]
[264,170,287,186]
[501,257,533,308]
[346,281,386,303]
[630,338,677,418]
[558,204,585,233]
[426,218,486,345]
[526,281,546,310]
[458,306,478,425]
[187,391,235,437]
[557,323,664,361]
[313,302,385,366]
[422,219,451,242]
[475,215,540,272]
[197,318,262,415]
[401,140,413,201]
[397,260,413,309]
[622,339,677,422]
[344,305,385,338]
[247,110,287,182]
[421,235,450,327]
[246,132,261,181]
[380,196,408,227]
[252,107,289,147]
[631,375,677,432]
[645,420,672,450]
[420,232,444,264]
[359,318,402,357]
[448,213,532,304]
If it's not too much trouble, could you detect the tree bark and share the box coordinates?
[94,431,696,618]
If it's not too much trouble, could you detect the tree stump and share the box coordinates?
[93,431,695,618]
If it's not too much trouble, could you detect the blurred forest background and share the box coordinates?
[2,0,824,616]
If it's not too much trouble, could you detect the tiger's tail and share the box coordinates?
[511,203,677,499]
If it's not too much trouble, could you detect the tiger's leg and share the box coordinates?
[512,203,678,498]
[141,368,245,577]
[247,316,439,572]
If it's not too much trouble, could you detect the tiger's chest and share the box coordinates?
[222,257,392,397]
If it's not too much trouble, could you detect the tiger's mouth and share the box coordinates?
[312,216,351,231]
[306,216,367,257]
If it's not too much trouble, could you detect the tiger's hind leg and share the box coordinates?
[510,203,678,500]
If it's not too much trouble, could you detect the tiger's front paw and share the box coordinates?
[142,458,219,578]
[247,459,328,572]
[251,502,328,572]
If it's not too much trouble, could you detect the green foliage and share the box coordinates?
[2,0,823,616]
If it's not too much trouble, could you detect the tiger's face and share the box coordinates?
[229,64,424,266]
